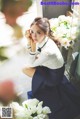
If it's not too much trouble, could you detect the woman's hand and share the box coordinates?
[25,30,32,45]
[25,30,36,52]
[31,40,36,52]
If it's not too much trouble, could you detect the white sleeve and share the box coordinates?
[26,50,49,67]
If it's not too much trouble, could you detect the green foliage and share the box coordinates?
[0,47,9,61]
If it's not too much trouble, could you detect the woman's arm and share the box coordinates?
[26,40,58,68]
[27,50,49,67]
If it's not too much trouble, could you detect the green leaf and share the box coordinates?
[25,104,28,108]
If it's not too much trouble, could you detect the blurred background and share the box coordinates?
[0,0,38,105]
[0,0,80,105]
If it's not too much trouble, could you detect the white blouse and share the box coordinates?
[26,36,64,69]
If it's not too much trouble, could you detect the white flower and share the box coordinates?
[50,15,78,49]
[71,18,78,26]
[58,15,67,21]
[42,106,51,114]
[33,117,38,119]
[37,101,43,114]
[70,27,77,36]
[10,99,51,119]
[10,102,24,112]
[22,98,39,108]
[10,102,26,118]
[37,114,46,119]
[50,18,59,28]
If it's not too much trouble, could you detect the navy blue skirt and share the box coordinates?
[27,65,80,119]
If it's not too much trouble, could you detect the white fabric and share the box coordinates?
[26,37,64,69]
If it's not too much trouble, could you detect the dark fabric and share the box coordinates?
[27,91,33,99]
[28,65,80,119]
[32,65,65,94]
[70,53,79,77]
[75,52,80,80]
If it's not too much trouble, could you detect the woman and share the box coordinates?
[23,17,80,119]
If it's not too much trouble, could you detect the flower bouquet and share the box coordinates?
[50,15,79,49]
[10,98,51,119]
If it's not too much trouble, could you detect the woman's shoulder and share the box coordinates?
[47,37,57,47]
[47,37,59,49]
[42,37,60,55]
